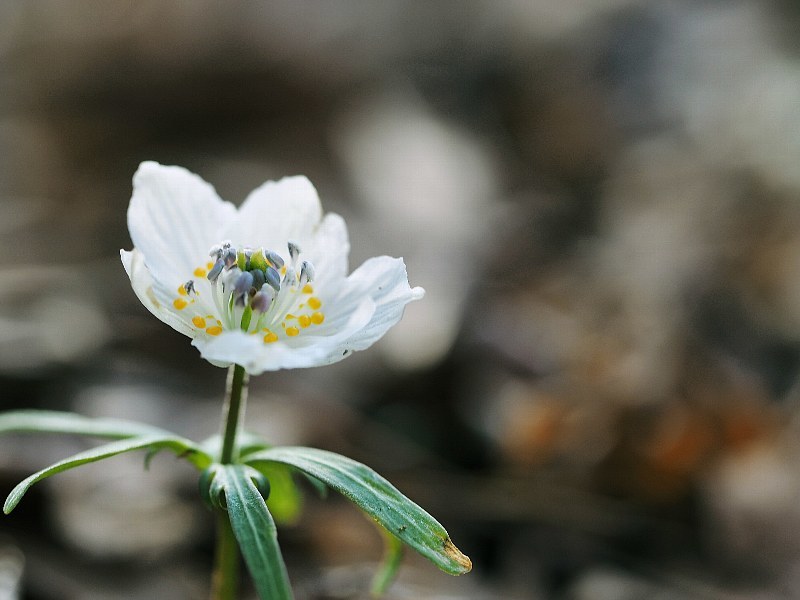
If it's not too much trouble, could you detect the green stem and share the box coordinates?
[211,363,249,600]
[219,364,248,464]
[370,528,405,598]
[210,511,240,600]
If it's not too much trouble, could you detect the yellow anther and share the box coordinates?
[311,311,325,325]
[206,261,215,270]
[263,331,279,343]
[285,314,296,320]
[302,284,314,294]
[206,326,223,336]
[286,326,300,337]
[177,285,188,297]
[194,267,207,277]
[298,315,311,328]
[308,297,322,310]
[173,298,188,310]
[192,316,207,328]
[280,266,287,275]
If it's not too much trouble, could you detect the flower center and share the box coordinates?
[171,241,325,343]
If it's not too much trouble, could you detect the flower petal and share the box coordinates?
[120,249,194,337]
[224,176,322,254]
[332,256,425,352]
[127,161,236,286]
[303,213,349,285]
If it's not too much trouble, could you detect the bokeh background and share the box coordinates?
[2,0,800,598]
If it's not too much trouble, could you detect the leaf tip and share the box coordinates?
[3,497,16,515]
[443,538,472,574]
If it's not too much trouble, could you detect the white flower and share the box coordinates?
[120,162,424,374]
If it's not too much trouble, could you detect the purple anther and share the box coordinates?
[223,247,238,268]
[250,292,272,313]
[265,250,285,269]
[251,269,266,290]
[207,259,224,283]
[265,266,281,292]
[234,271,254,297]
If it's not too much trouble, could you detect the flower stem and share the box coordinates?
[210,511,240,600]
[219,364,248,464]
[211,363,249,600]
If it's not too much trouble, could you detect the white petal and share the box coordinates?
[127,161,236,286]
[303,213,349,285]
[332,256,425,352]
[120,248,195,338]
[193,296,376,373]
[224,176,322,253]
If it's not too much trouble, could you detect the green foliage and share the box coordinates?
[207,464,294,600]
[0,409,172,439]
[244,446,472,576]
[4,434,212,514]
[1,410,471,598]
[257,463,303,525]
[371,527,405,598]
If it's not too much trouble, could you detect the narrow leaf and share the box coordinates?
[0,410,170,439]
[259,463,303,525]
[245,447,472,576]
[212,465,294,600]
[4,434,212,514]
[371,527,405,598]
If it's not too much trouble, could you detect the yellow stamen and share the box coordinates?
[263,331,278,343]
[194,267,207,277]
[298,315,311,328]
[311,312,325,325]
[206,261,215,270]
[302,284,314,294]
[206,326,223,336]
[173,298,188,310]
[192,316,207,328]
[285,314,296,320]
[286,326,299,337]
[177,286,188,297]
[308,297,322,310]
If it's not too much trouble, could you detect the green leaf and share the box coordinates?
[371,527,405,598]
[259,463,303,525]
[210,465,294,600]
[4,434,212,514]
[0,410,172,439]
[244,447,472,576]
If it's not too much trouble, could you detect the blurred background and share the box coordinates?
[2,0,800,598]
